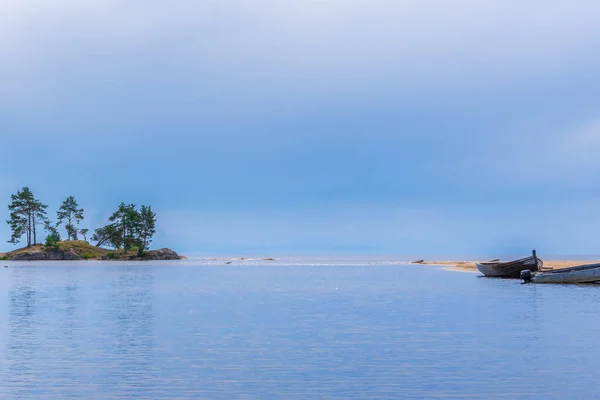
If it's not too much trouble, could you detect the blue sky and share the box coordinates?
[1,0,600,257]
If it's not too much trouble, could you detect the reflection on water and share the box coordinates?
[7,267,38,399]
[105,267,155,394]
[62,268,78,339]
[0,265,156,399]
[1,262,600,399]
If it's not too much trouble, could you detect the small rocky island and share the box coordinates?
[1,241,183,261]
[3,188,183,262]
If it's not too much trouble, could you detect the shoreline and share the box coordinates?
[422,260,600,273]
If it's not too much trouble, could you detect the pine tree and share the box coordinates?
[6,187,48,246]
[7,191,28,246]
[92,225,121,248]
[57,196,84,240]
[8,187,34,246]
[93,203,157,253]
[31,198,49,245]
[109,203,140,251]
[137,205,157,252]
[79,228,89,242]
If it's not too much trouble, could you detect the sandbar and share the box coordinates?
[422,260,600,273]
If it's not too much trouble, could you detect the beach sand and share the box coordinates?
[423,260,599,273]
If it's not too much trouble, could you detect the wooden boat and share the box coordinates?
[521,262,600,284]
[476,251,542,278]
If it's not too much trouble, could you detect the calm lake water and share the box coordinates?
[1,258,600,399]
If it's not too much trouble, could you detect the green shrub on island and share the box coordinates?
[130,245,148,258]
[82,253,94,260]
[45,229,61,249]
[106,252,118,259]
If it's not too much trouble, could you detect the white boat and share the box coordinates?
[521,262,600,284]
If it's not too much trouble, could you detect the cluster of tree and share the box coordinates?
[7,187,156,254]
[91,203,156,255]
[7,187,49,247]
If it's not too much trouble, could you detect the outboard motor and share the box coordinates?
[520,269,532,284]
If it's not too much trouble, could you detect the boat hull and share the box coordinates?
[531,263,600,284]
[476,255,542,279]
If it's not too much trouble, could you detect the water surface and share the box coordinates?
[1,259,599,399]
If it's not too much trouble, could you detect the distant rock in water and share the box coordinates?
[142,248,183,260]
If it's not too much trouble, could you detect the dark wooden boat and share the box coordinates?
[476,250,542,278]
[522,262,600,284]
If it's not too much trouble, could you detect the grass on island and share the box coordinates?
[6,244,48,257]
[58,240,111,259]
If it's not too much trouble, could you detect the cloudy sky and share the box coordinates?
[1,0,599,257]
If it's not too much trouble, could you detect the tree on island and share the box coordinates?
[92,203,157,255]
[57,196,84,240]
[6,191,158,255]
[79,228,89,242]
[91,224,121,248]
[109,202,139,251]
[7,187,49,246]
[138,205,157,252]
[31,198,49,246]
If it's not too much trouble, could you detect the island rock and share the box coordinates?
[11,247,82,261]
[6,242,183,261]
[142,248,183,260]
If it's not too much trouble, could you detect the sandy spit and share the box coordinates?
[421,260,600,273]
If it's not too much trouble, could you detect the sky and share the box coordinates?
[1,0,600,257]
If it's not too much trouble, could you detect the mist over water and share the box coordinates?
[1,261,600,399]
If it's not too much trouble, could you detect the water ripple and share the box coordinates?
[0,262,599,398]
